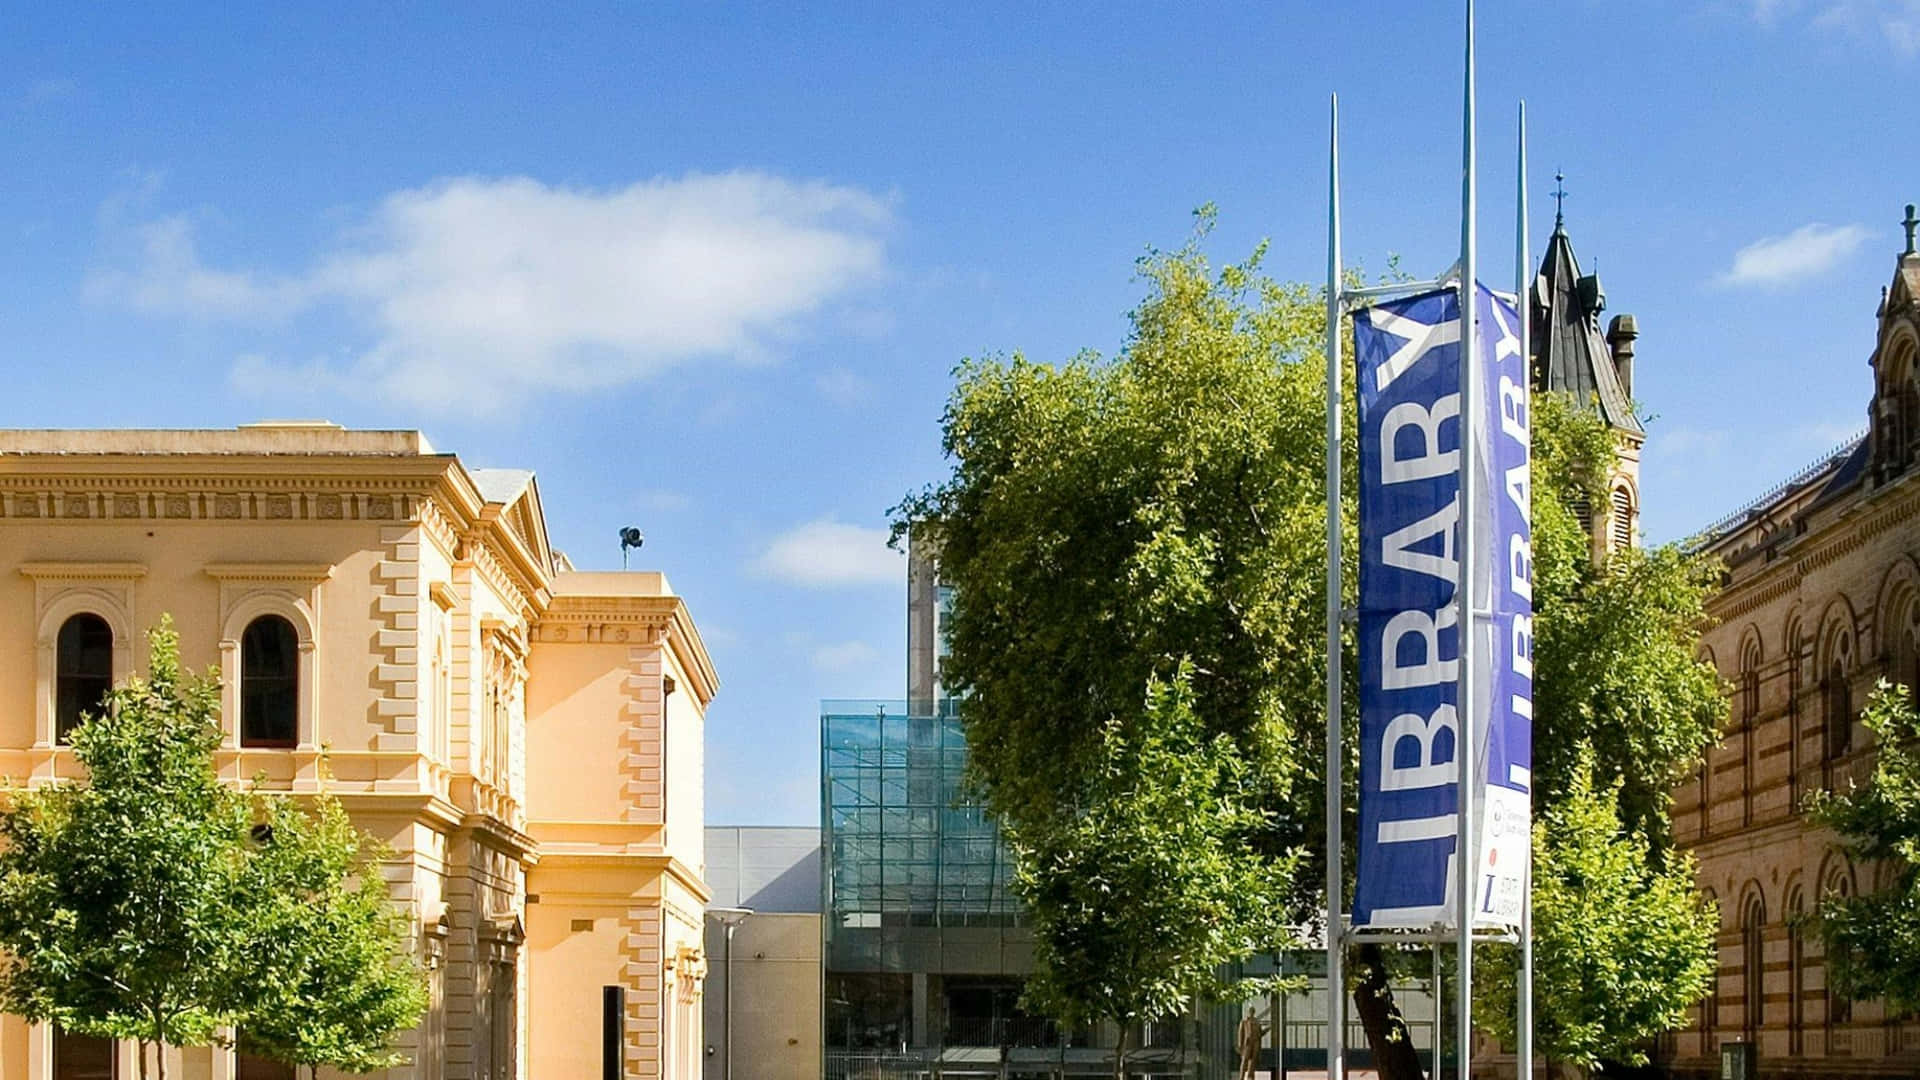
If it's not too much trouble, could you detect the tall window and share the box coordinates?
[1741,646,1761,827]
[55,613,114,742]
[53,1027,115,1080]
[240,616,299,748]
[1609,485,1634,551]
[1742,895,1766,1038]
[1825,657,1853,762]
[1828,871,1855,1028]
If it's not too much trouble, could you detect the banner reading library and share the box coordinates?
[1351,282,1531,930]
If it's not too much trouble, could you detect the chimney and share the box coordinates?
[1606,314,1638,398]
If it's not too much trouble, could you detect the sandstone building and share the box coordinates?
[1672,216,1920,1078]
[0,423,718,1080]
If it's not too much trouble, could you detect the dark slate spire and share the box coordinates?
[1531,214,1643,436]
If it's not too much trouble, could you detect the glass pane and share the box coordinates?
[241,616,299,746]
[53,1028,115,1080]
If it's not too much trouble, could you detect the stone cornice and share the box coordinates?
[0,447,563,621]
[203,562,335,586]
[18,561,147,581]
[1710,471,1920,621]
[536,594,719,705]
[530,851,713,903]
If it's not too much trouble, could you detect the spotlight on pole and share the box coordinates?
[619,526,645,569]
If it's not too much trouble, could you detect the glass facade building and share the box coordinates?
[821,699,1262,1078]
[816,535,1435,1077]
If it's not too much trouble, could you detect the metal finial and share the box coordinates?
[1553,171,1567,229]
[1904,203,1918,256]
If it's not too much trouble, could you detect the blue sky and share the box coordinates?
[2,2,1916,825]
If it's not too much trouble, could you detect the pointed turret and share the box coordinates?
[1530,216,1643,437]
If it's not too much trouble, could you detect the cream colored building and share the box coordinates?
[0,423,718,1080]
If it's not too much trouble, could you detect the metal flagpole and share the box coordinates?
[1324,89,1347,1080]
[1514,100,1533,1080]
[1455,1,1480,1078]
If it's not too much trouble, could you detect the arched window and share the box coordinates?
[1826,656,1853,761]
[1741,641,1761,827]
[1824,865,1855,1029]
[55,613,114,743]
[240,615,299,748]
[1609,484,1634,551]
[1742,894,1766,1038]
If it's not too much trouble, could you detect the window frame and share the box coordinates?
[238,614,301,749]
[54,612,116,744]
[206,564,330,753]
[25,566,142,752]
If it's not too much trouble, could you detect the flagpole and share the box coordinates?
[1514,98,1533,1080]
[1455,1,1479,1078]
[1324,89,1347,1080]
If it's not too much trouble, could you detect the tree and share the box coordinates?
[899,215,1724,1079]
[0,619,428,1080]
[0,618,253,1080]
[1476,748,1718,1075]
[1805,680,1920,1013]
[238,789,429,1078]
[894,210,1324,1057]
[1528,395,1725,840]
[1011,664,1298,1079]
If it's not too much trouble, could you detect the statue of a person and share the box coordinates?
[1237,1006,1267,1080]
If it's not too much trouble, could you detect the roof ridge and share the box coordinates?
[1695,430,1867,541]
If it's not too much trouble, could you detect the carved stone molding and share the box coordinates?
[21,562,145,748]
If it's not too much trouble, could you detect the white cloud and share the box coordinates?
[752,518,903,588]
[810,640,878,672]
[814,365,872,406]
[1746,0,1920,54]
[1657,426,1732,457]
[1715,223,1869,288]
[93,172,894,414]
[634,489,693,513]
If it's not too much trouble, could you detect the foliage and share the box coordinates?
[898,211,1726,1070]
[0,618,252,1080]
[1529,394,1726,841]
[1477,748,1718,1071]
[894,209,1326,1039]
[1012,663,1300,1040]
[1805,681,1920,1014]
[0,619,426,1080]
[238,790,429,1077]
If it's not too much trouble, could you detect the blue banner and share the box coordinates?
[1351,283,1530,930]
[1473,282,1532,927]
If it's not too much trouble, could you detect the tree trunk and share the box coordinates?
[1351,942,1428,1080]
[1113,1022,1132,1080]
[154,1040,166,1080]
[136,1040,148,1080]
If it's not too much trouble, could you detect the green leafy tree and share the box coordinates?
[0,620,429,1080]
[237,788,429,1078]
[0,618,253,1080]
[894,210,1323,1058]
[898,215,1724,1079]
[1477,748,1718,1075]
[1012,664,1298,1079]
[1805,681,1920,1013]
